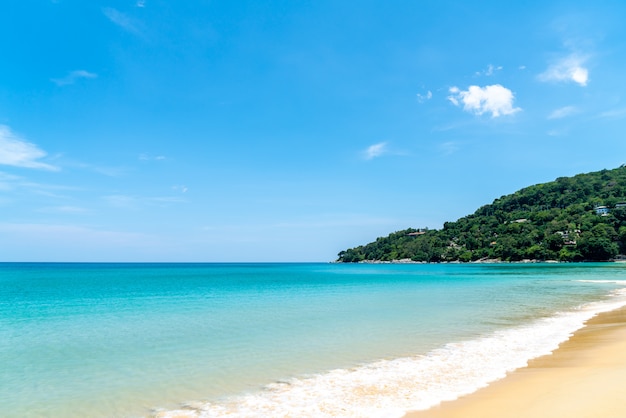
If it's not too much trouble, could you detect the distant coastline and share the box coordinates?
[338,258,625,264]
[338,166,626,264]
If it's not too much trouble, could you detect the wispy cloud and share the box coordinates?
[416,90,432,103]
[0,223,154,251]
[363,142,388,160]
[151,196,186,204]
[0,170,81,197]
[38,206,89,214]
[136,0,146,7]
[21,181,80,198]
[103,193,187,209]
[0,125,59,171]
[103,194,139,210]
[139,153,166,161]
[92,165,129,177]
[202,214,399,233]
[0,171,20,191]
[448,85,521,118]
[476,64,502,76]
[547,106,579,119]
[538,53,589,86]
[547,128,568,137]
[439,141,460,155]
[68,161,129,177]
[103,7,141,34]
[597,107,626,119]
[51,70,97,86]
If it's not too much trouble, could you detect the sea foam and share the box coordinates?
[155,288,626,418]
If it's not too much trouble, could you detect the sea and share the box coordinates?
[2,262,626,418]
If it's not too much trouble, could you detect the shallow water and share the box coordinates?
[1,262,625,417]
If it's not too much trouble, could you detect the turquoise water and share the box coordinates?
[1,263,626,417]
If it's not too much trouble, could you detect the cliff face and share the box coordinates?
[338,167,626,263]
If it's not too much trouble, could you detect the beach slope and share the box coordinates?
[406,306,626,418]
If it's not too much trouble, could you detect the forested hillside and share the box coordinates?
[338,166,626,262]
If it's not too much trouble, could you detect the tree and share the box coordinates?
[577,234,619,260]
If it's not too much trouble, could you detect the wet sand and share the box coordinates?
[405,305,626,418]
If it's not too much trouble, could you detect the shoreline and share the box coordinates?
[337,259,626,264]
[404,304,626,418]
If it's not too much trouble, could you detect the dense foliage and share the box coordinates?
[338,166,626,263]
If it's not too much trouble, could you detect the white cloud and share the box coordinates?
[172,185,188,193]
[103,7,141,34]
[476,64,502,76]
[0,125,59,171]
[51,70,97,86]
[547,106,579,119]
[416,90,432,103]
[448,84,521,118]
[363,142,388,160]
[538,54,589,86]
[136,0,146,7]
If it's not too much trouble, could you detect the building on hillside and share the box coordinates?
[595,206,610,216]
[407,231,426,236]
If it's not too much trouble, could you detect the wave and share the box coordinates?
[154,289,626,418]
[577,279,626,284]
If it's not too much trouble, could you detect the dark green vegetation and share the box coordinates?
[338,166,626,263]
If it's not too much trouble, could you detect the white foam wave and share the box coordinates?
[577,280,626,284]
[155,290,626,418]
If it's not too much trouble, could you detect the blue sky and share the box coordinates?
[1,1,626,261]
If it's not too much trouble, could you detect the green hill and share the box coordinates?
[337,166,626,263]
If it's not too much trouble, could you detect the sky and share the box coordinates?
[1,1,626,262]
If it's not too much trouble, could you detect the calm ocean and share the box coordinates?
[1,262,626,417]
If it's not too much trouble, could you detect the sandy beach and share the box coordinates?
[405,305,626,418]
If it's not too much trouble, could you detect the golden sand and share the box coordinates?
[405,306,626,418]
